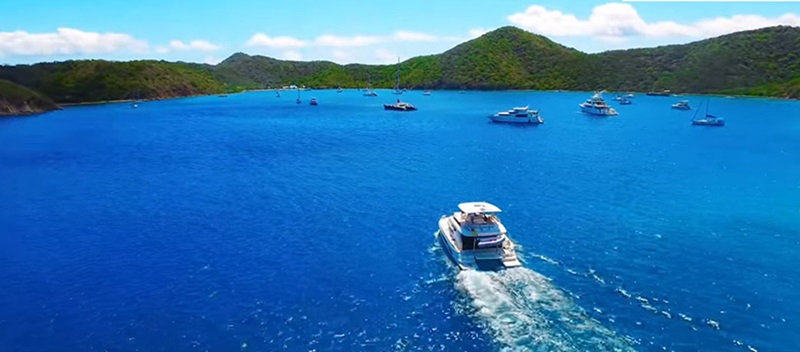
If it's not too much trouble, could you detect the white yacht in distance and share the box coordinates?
[672,100,691,110]
[580,92,618,116]
[437,202,522,270]
[488,106,543,124]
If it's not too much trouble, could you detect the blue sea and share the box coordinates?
[1,90,799,352]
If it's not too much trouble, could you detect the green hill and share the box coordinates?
[216,26,800,97]
[0,60,232,104]
[0,25,798,116]
[0,79,58,116]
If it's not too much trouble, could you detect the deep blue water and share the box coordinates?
[1,90,799,352]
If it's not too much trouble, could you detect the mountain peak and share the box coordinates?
[219,52,252,66]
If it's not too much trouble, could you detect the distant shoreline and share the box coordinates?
[57,93,232,109]
[248,88,800,101]
[42,89,800,112]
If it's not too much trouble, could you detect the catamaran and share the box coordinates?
[384,99,417,111]
[437,202,522,271]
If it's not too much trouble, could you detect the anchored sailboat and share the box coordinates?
[691,99,725,126]
[364,72,378,97]
[393,58,402,95]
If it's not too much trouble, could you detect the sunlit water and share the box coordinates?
[1,90,798,351]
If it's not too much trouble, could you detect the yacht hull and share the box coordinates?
[488,115,543,124]
[580,105,618,116]
[692,120,725,126]
[384,104,417,111]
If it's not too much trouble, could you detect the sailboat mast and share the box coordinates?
[395,57,400,91]
[692,100,702,120]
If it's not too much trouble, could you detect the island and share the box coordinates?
[1,25,799,117]
[0,79,59,117]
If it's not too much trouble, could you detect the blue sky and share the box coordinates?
[1,0,799,65]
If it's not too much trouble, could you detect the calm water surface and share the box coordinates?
[1,90,799,351]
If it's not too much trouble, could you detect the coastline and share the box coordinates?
[6,89,795,118]
[57,92,234,109]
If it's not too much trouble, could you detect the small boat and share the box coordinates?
[336,87,343,93]
[692,100,724,126]
[364,73,378,96]
[422,90,432,96]
[672,100,691,110]
[218,93,228,97]
[309,98,318,106]
[459,90,465,94]
[275,90,281,98]
[296,89,302,104]
[488,106,543,124]
[625,93,635,99]
[619,97,632,105]
[579,92,618,116]
[437,202,522,271]
[384,99,417,111]
[131,91,141,108]
[646,90,671,96]
[612,95,623,101]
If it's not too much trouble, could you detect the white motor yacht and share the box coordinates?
[437,202,522,270]
[488,106,543,124]
[579,92,618,116]
[672,100,691,110]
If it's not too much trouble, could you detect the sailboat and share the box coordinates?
[364,73,378,97]
[393,58,403,95]
[691,99,724,126]
[276,89,281,98]
[296,89,302,104]
[131,90,140,108]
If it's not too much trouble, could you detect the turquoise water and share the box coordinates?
[1,90,798,351]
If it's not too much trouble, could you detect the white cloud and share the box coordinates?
[281,50,303,61]
[468,28,490,39]
[332,50,351,62]
[246,33,308,48]
[508,3,800,38]
[374,49,397,64]
[0,27,148,56]
[156,39,220,53]
[167,39,219,52]
[393,31,437,42]
[204,56,221,65]
[244,30,444,49]
[315,34,383,47]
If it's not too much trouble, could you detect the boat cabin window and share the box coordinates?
[460,234,503,250]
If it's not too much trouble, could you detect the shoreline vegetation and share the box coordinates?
[2,25,800,117]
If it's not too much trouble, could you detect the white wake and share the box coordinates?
[455,267,636,352]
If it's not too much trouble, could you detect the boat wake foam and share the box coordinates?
[454,267,635,352]
[526,252,760,352]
